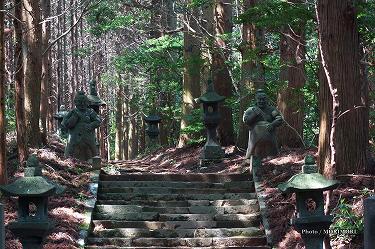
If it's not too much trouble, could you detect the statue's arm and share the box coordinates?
[61,110,78,129]
[271,109,283,127]
[89,110,102,130]
[243,107,259,127]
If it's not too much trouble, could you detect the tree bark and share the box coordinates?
[277,1,305,148]
[14,0,28,165]
[115,84,123,160]
[128,101,138,159]
[236,0,265,150]
[40,0,51,144]
[212,0,235,146]
[316,0,369,176]
[23,0,43,147]
[317,52,332,175]
[0,0,7,184]
[178,6,202,147]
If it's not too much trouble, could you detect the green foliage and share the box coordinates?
[180,109,205,145]
[86,1,135,36]
[331,198,363,241]
[237,0,314,30]
[356,0,375,47]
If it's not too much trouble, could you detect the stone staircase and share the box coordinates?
[85,171,270,249]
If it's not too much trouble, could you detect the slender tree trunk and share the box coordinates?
[123,92,129,160]
[277,1,305,148]
[128,101,138,159]
[317,52,332,174]
[213,0,234,146]
[40,0,51,144]
[0,0,7,184]
[14,0,28,164]
[236,0,265,149]
[23,0,43,147]
[138,116,146,154]
[178,6,202,147]
[316,0,369,176]
[115,84,123,160]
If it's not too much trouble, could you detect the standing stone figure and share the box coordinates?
[62,91,102,161]
[243,89,283,159]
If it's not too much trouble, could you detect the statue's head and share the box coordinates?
[74,91,89,111]
[255,89,268,109]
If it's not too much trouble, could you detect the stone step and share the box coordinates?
[96,199,258,207]
[100,173,252,182]
[93,212,260,224]
[97,193,257,201]
[93,212,159,221]
[86,246,271,249]
[85,236,267,247]
[157,213,260,223]
[92,227,264,238]
[99,181,254,190]
[98,186,253,194]
[92,220,261,230]
[95,204,259,215]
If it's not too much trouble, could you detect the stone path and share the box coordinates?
[85,169,270,248]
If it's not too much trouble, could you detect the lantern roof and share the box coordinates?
[198,81,225,104]
[87,80,106,107]
[144,115,161,123]
[0,155,65,197]
[278,155,339,193]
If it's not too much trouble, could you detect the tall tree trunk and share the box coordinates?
[123,91,129,160]
[316,0,369,176]
[277,1,305,148]
[213,0,234,146]
[0,0,7,184]
[23,0,43,147]
[178,6,202,147]
[40,0,51,144]
[236,0,265,150]
[128,101,138,159]
[14,0,28,164]
[317,52,332,175]
[138,116,146,154]
[115,84,123,160]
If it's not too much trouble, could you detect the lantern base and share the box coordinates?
[199,145,224,166]
[9,221,54,249]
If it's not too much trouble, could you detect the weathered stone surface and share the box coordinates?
[99,187,249,194]
[243,89,283,159]
[159,214,213,222]
[93,211,159,221]
[97,193,257,201]
[100,173,252,182]
[62,91,101,161]
[86,172,269,249]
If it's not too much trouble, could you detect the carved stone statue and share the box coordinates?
[61,91,101,161]
[243,89,283,159]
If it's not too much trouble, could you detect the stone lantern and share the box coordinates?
[278,155,340,249]
[144,115,162,144]
[0,155,65,249]
[87,80,106,114]
[198,81,225,166]
[53,105,68,138]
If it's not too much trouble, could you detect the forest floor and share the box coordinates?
[3,138,370,249]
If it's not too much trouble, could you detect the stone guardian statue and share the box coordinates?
[243,89,283,160]
[62,91,102,161]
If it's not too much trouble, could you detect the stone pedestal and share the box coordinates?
[364,196,375,249]
[92,156,102,170]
